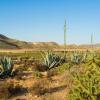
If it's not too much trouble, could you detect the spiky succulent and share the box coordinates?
[42,52,64,69]
[0,56,14,77]
[71,53,82,64]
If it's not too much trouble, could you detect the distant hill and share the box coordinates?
[0,34,34,49]
[77,44,100,49]
[0,34,59,49]
[0,34,100,50]
[32,42,60,50]
[61,44,100,49]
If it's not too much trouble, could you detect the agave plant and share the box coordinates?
[71,53,82,64]
[0,56,14,78]
[42,52,64,69]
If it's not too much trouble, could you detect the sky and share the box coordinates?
[0,0,100,44]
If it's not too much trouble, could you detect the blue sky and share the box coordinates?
[0,0,100,44]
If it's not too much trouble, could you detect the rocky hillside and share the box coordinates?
[0,34,34,49]
[0,34,59,49]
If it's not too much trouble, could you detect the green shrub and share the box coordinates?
[86,53,100,68]
[68,64,100,100]
[47,63,69,77]
[55,63,70,74]
[33,70,41,78]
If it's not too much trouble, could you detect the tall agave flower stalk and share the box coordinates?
[64,20,67,57]
[91,33,94,51]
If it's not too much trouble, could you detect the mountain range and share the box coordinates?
[0,34,100,50]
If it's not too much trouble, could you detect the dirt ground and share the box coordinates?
[0,69,73,100]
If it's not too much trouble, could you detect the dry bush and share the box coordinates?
[32,61,47,72]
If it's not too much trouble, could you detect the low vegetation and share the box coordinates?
[42,51,65,69]
[68,63,100,100]
[0,56,14,78]
[0,51,99,100]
